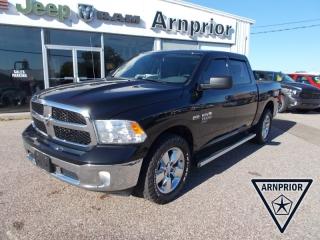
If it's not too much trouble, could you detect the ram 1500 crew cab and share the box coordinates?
[22,51,281,204]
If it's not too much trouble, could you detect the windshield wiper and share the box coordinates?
[134,74,166,83]
[106,76,137,81]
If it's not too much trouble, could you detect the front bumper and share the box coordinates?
[287,96,320,110]
[23,126,143,192]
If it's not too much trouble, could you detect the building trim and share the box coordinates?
[161,0,255,24]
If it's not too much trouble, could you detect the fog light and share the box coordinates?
[56,166,62,174]
[98,171,111,188]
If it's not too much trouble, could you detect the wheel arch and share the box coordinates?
[134,124,194,196]
[146,124,194,159]
[264,100,275,115]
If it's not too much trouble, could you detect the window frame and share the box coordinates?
[200,57,230,84]
[228,58,252,85]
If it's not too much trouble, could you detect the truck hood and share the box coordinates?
[37,79,184,119]
[281,82,320,92]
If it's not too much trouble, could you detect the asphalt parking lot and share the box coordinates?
[0,112,319,240]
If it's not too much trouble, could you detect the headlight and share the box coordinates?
[289,89,298,95]
[94,120,147,144]
[282,88,299,96]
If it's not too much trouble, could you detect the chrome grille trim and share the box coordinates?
[52,107,87,125]
[31,101,44,115]
[32,117,47,134]
[30,97,97,147]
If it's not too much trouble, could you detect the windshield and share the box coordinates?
[282,74,296,83]
[113,52,202,84]
[313,76,320,83]
[275,73,296,83]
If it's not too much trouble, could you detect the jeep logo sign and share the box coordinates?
[16,0,70,22]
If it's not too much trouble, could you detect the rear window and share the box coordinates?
[254,72,274,81]
[229,60,251,84]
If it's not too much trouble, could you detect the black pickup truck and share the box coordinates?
[22,51,280,204]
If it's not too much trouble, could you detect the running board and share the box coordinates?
[197,133,256,168]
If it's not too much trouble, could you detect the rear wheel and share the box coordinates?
[254,109,273,144]
[140,134,191,204]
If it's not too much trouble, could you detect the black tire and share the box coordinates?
[1,96,10,107]
[140,134,191,204]
[278,95,287,113]
[296,109,311,114]
[253,109,273,144]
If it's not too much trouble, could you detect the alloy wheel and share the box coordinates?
[155,147,185,194]
[262,114,271,140]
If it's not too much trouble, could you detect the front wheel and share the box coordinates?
[278,95,287,113]
[254,109,273,144]
[141,134,191,204]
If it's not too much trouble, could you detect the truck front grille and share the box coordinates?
[52,107,86,125]
[30,100,96,147]
[54,126,91,145]
[32,102,44,115]
[32,117,47,134]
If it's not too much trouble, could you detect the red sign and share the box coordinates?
[0,0,8,10]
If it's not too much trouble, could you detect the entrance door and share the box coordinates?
[47,49,74,87]
[45,45,103,87]
[77,50,101,81]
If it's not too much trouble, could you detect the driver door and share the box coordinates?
[194,57,236,143]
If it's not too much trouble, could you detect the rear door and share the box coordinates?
[228,58,258,129]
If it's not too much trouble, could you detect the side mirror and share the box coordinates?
[108,69,116,77]
[200,76,233,90]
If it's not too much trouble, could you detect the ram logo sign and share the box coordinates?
[78,4,94,22]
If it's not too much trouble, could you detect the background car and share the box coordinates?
[254,70,320,113]
[289,72,320,89]
[0,87,27,107]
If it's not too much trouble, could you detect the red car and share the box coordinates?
[289,73,320,89]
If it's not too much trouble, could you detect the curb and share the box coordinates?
[0,112,31,121]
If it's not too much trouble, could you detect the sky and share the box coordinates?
[188,0,320,73]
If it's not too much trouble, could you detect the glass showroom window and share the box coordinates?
[103,34,154,74]
[44,29,102,86]
[0,25,43,113]
[44,29,101,47]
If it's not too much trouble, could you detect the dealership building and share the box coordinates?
[0,0,254,113]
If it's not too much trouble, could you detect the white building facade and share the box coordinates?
[0,0,254,113]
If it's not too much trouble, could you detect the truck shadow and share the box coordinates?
[180,118,297,197]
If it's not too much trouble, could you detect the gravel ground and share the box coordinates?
[0,112,319,240]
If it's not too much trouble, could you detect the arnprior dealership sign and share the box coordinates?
[12,1,235,40]
[152,11,234,37]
